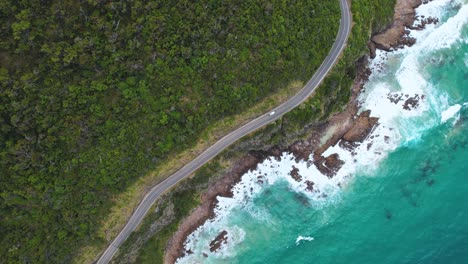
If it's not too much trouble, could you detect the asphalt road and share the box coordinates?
[97,0,351,263]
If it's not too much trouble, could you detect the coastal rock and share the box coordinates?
[209,230,228,252]
[372,27,404,51]
[288,140,313,162]
[403,94,422,110]
[369,0,424,56]
[395,0,422,25]
[314,153,345,178]
[356,57,372,84]
[387,92,424,111]
[342,110,379,143]
[305,181,315,192]
[324,154,344,172]
[368,41,377,59]
[387,92,404,104]
[289,166,302,182]
[372,30,417,52]
[313,115,355,158]
[339,140,360,152]
[409,16,439,30]
[269,146,283,161]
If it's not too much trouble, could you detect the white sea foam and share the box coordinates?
[296,236,314,245]
[177,1,467,262]
[323,123,401,175]
[414,2,468,51]
[178,225,246,264]
[415,0,456,18]
[178,151,353,263]
[362,0,468,144]
[441,104,462,123]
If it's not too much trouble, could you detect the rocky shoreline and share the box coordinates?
[164,1,434,263]
[369,0,436,57]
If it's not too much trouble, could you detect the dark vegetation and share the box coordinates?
[0,0,341,262]
[115,0,397,263]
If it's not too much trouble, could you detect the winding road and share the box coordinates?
[97,0,351,263]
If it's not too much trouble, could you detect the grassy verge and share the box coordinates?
[111,0,397,263]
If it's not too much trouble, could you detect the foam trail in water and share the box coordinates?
[441,104,462,123]
[296,236,315,245]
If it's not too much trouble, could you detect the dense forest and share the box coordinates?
[0,0,341,262]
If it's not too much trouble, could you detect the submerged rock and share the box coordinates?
[294,193,310,206]
[209,230,228,253]
[385,208,393,220]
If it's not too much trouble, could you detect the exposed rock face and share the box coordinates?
[409,16,439,30]
[209,230,228,252]
[387,92,405,104]
[288,140,313,162]
[314,153,345,178]
[270,146,283,161]
[372,27,411,51]
[324,154,345,172]
[395,0,423,25]
[387,92,425,111]
[369,0,435,57]
[289,166,302,182]
[342,110,379,143]
[403,94,423,110]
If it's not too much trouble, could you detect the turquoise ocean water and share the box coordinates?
[177,1,468,263]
